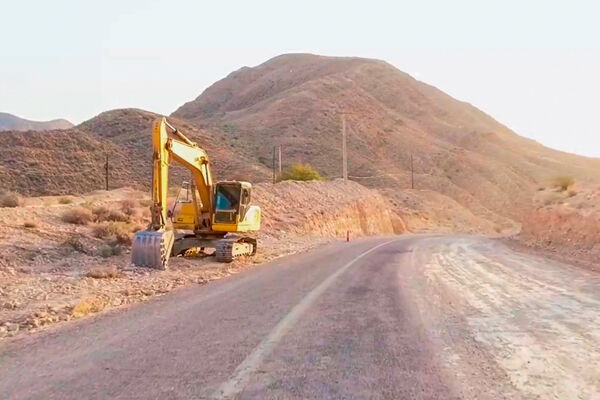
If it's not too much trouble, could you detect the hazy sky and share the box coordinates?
[2,0,599,156]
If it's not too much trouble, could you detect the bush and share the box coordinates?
[92,221,133,244]
[91,206,110,221]
[91,222,113,238]
[121,199,137,216]
[23,221,38,228]
[0,192,23,208]
[86,266,120,279]
[106,210,129,222]
[61,207,93,225]
[553,176,575,192]
[280,163,323,181]
[98,244,122,258]
[58,197,73,204]
[139,199,153,207]
[63,235,88,253]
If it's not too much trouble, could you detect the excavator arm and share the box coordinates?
[134,117,215,268]
[150,118,214,231]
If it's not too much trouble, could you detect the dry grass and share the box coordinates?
[61,207,93,225]
[58,197,73,204]
[553,176,575,192]
[86,266,120,279]
[23,220,38,228]
[0,192,23,208]
[71,297,108,318]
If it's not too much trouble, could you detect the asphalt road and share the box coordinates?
[1,235,600,399]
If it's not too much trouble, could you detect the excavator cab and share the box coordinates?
[212,181,260,232]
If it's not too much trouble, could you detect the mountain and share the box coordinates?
[2,53,599,233]
[0,112,73,131]
[0,108,270,196]
[173,53,600,225]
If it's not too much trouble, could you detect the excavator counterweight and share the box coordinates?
[131,118,261,269]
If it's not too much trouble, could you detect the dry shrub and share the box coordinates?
[23,220,38,228]
[139,199,153,207]
[121,199,137,216]
[71,297,107,318]
[0,192,23,208]
[115,231,133,246]
[553,176,575,192]
[86,266,120,279]
[98,244,123,258]
[71,300,95,318]
[92,222,133,245]
[91,206,110,221]
[58,197,73,204]
[106,210,129,222]
[61,207,93,225]
[280,163,323,181]
[63,235,88,254]
[91,223,111,238]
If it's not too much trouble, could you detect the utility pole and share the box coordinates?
[278,145,282,176]
[342,114,348,183]
[272,146,277,184]
[105,152,109,191]
[410,154,414,189]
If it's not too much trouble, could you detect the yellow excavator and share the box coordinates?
[132,117,261,269]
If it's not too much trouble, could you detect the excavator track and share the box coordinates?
[131,230,175,270]
[215,237,257,263]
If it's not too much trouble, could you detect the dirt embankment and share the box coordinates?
[253,180,402,239]
[0,180,399,339]
[383,188,518,235]
[518,183,600,268]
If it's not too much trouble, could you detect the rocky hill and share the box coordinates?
[0,112,73,131]
[0,109,271,196]
[173,53,600,226]
[2,53,599,233]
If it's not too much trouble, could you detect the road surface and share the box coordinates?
[1,235,600,399]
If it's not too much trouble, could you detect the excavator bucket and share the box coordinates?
[131,229,175,269]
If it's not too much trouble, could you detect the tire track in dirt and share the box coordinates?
[421,236,600,400]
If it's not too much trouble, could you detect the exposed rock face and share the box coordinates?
[519,183,600,266]
[253,180,400,238]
